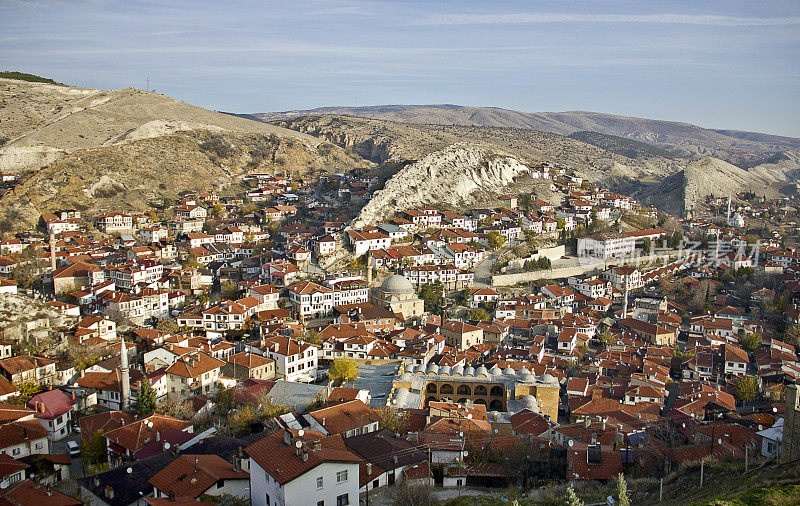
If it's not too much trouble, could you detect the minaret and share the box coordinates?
[49,233,57,272]
[726,193,732,223]
[622,276,629,320]
[120,339,131,410]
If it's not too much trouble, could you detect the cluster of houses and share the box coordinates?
[0,162,798,504]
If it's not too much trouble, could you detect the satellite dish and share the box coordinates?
[164,442,171,450]
[463,451,468,457]
[718,438,722,445]
[467,414,472,420]
[494,428,498,434]
[758,425,763,431]
[295,441,302,449]
[568,440,574,447]
[298,429,304,437]
[126,467,132,474]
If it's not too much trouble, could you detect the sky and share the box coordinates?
[2,0,800,137]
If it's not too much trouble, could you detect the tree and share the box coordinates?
[616,473,630,506]
[135,381,157,417]
[386,483,436,506]
[739,332,761,352]
[467,308,491,321]
[734,376,759,404]
[81,430,109,468]
[786,324,800,348]
[565,483,585,506]
[376,406,408,434]
[419,282,444,313]
[486,230,505,250]
[328,358,358,384]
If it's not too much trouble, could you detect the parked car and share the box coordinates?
[67,441,80,457]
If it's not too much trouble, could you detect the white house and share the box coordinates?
[246,429,362,506]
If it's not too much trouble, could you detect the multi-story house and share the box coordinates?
[287,281,334,319]
[201,299,259,333]
[26,389,76,441]
[259,336,318,382]
[346,228,392,256]
[246,429,362,506]
[325,277,369,307]
[247,284,281,310]
[94,213,134,234]
[0,356,57,386]
[222,352,276,381]
[165,351,225,397]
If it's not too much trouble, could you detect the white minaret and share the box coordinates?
[120,339,131,410]
[726,193,732,223]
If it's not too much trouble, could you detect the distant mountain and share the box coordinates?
[252,105,800,163]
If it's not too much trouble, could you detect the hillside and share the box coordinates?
[0,77,321,173]
[0,77,369,233]
[268,114,800,218]
[255,104,800,163]
[351,144,533,228]
[567,130,677,159]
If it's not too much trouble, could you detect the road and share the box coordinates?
[472,239,520,287]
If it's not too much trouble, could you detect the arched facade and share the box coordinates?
[423,379,506,411]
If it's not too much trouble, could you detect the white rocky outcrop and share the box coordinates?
[351,143,529,228]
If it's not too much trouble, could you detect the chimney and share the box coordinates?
[71,391,76,401]
[156,431,161,441]
[301,451,308,462]
[40,403,45,414]
[366,463,372,475]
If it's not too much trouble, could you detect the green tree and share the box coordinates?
[565,483,585,506]
[328,358,358,384]
[486,230,505,250]
[467,308,491,321]
[734,376,759,404]
[81,430,109,467]
[738,332,761,352]
[419,282,444,313]
[135,381,157,417]
[616,473,630,506]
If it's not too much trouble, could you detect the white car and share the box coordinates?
[66,441,80,457]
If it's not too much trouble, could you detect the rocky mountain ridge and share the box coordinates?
[351,144,531,228]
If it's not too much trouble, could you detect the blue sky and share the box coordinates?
[2,0,799,136]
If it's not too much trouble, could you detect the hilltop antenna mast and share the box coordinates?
[146,76,150,92]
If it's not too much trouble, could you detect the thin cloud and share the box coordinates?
[419,13,800,27]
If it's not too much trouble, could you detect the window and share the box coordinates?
[265,493,270,506]
[35,442,43,450]
[336,494,349,506]
[317,502,324,506]
[336,470,348,483]
[316,476,323,489]
[12,448,20,456]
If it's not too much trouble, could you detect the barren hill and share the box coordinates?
[0,77,369,233]
[270,114,799,219]
[351,144,532,228]
[0,77,320,173]
[255,104,800,163]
